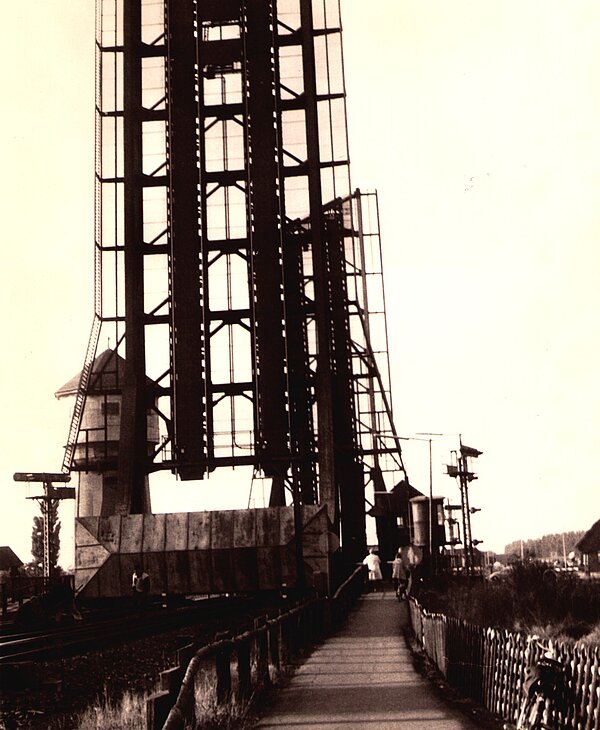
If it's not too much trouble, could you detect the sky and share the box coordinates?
[1,1,599,567]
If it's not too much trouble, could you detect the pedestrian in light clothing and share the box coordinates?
[363,548,383,592]
[132,565,150,609]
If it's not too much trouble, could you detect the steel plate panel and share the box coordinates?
[76,544,109,569]
[76,517,100,545]
[76,568,99,598]
[301,526,327,556]
[211,548,233,592]
[142,513,167,552]
[98,515,121,552]
[279,545,297,586]
[165,550,190,594]
[211,511,234,549]
[188,549,212,594]
[233,547,258,591]
[188,512,211,550]
[256,507,280,546]
[279,508,295,545]
[257,546,280,589]
[97,554,121,597]
[233,510,256,547]
[143,551,167,593]
[165,513,189,551]
[120,514,144,553]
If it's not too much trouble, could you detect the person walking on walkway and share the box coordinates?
[391,550,409,600]
[363,547,383,592]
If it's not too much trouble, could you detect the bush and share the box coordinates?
[420,562,600,641]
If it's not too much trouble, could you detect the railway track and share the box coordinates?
[0,595,280,665]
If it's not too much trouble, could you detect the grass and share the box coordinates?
[192,673,255,729]
[75,689,147,730]
[71,658,287,730]
[190,659,292,729]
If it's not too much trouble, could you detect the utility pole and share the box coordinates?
[414,433,445,575]
[428,438,434,573]
[14,473,75,582]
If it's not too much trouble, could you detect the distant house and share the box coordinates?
[0,546,23,573]
[576,519,600,572]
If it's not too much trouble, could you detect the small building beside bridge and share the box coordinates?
[0,546,23,574]
[576,518,600,572]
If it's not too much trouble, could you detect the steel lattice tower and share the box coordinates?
[64,0,405,568]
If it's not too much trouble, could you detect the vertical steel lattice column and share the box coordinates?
[243,1,290,480]
[166,0,207,479]
[119,0,151,512]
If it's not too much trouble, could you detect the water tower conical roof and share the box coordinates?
[55,349,130,399]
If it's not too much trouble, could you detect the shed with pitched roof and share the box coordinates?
[0,546,23,572]
[576,519,600,572]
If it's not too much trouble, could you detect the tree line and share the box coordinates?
[504,530,585,562]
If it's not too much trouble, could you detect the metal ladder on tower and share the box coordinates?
[61,314,102,473]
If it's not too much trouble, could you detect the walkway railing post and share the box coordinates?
[269,613,281,670]
[255,617,270,686]
[146,691,173,730]
[279,610,290,666]
[236,637,252,702]
[215,632,232,704]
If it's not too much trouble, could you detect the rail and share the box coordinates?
[1,598,242,665]
[331,564,365,625]
[408,597,600,729]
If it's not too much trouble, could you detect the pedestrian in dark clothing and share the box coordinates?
[391,550,409,600]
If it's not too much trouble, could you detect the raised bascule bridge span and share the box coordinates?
[59,0,408,600]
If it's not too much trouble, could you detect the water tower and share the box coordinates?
[56,350,159,517]
[410,495,447,554]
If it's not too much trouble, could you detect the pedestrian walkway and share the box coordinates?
[254,589,480,729]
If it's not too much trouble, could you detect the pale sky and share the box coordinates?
[1,1,599,567]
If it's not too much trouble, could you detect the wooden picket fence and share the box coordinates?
[409,598,600,729]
